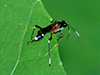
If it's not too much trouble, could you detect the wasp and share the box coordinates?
[27,20,85,66]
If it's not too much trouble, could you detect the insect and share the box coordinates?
[27,20,85,66]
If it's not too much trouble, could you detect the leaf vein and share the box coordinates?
[10,0,38,75]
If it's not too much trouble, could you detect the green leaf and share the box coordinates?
[0,0,66,75]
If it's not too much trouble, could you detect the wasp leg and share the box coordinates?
[66,26,70,41]
[48,34,52,66]
[57,31,64,41]
[27,25,42,45]
[31,25,42,40]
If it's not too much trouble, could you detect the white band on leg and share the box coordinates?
[49,58,51,65]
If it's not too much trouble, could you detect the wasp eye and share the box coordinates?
[64,23,66,25]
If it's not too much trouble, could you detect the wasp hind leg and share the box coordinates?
[27,25,42,45]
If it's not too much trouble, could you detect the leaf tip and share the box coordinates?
[38,0,42,3]
[50,18,53,22]
[60,61,63,66]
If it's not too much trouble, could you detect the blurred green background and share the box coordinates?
[42,0,100,75]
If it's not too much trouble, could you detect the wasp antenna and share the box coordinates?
[68,25,86,46]
[75,31,86,46]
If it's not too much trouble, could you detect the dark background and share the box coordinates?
[42,0,100,75]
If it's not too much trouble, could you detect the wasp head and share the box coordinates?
[61,20,68,27]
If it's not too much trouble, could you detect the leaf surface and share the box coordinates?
[0,0,66,75]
